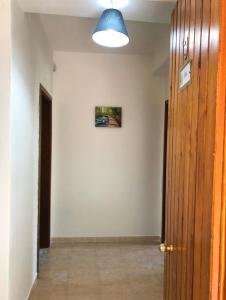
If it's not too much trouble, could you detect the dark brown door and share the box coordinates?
[163,0,222,299]
[38,85,52,251]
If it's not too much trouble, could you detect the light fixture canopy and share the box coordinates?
[98,0,129,9]
[92,9,129,48]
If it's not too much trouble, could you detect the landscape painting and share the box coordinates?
[95,107,122,128]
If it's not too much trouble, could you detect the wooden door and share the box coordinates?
[163,0,224,299]
[38,85,52,250]
[161,101,168,243]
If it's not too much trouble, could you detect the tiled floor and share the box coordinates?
[29,243,164,300]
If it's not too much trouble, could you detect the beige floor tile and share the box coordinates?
[67,284,101,300]
[100,283,124,300]
[29,243,163,300]
[30,281,68,300]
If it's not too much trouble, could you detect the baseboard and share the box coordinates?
[51,236,160,246]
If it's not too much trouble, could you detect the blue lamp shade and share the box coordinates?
[92,9,129,48]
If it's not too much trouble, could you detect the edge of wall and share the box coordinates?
[26,274,37,300]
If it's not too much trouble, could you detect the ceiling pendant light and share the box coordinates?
[92,7,129,48]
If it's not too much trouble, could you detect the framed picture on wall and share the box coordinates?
[95,106,122,128]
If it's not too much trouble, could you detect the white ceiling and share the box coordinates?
[40,14,171,55]
[19,0,176,24]
[18,0,174,55]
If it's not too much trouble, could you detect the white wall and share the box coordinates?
[52,52,167,238]
[152,26,170,100]
[152,26,170,75]
[0,1,11,298]
[9,1,53,299]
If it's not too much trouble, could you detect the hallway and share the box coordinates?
[29,242,163,300]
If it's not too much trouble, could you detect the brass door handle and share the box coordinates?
[159,243,174,253]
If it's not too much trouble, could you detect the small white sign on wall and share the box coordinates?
[179,60,192,91]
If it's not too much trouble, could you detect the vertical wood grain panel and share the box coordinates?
[193,0,212,298]
[180,0,193,299]
[175,0,186,297]
[185,0,201,298]
[164,8,176,300]
[171,2,182,299]
[169,3,180,299]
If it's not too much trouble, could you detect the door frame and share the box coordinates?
[37,84,52,275]
[162,100,168,243]
[210,0,226,298]
[219,95,226,300]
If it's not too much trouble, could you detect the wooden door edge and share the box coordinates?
[210,0,226,298]
[219,117,226,300]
